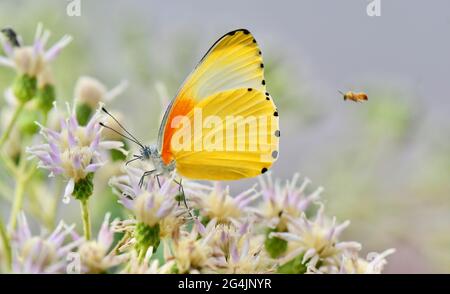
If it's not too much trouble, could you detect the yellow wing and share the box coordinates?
[177,29,266,100]
[158,29,267,162]
[171,88,279,180]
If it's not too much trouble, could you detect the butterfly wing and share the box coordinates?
[158,29,278,180]
[158,29,266,164]
[171,88,279,180]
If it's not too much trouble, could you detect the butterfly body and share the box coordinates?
[139,144,174,176]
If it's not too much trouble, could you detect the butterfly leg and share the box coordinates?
[126,154,142,166]
[155,174,161,188]
[138,169,156,188]
[173,178,195,219]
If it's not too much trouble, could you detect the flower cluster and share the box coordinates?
[0,24,395,275]
[27,103,124,204]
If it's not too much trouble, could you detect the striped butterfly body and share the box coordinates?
[104,29,279,182]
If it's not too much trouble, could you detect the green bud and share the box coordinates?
[277,253,307,274]
[13,74,37,103]
[17,108,40,135]
[265,227,288,258]
[73,173,94,201]
[135,222,160,256]
[170,263,179,274]
[36,84,56,113]
[76,103,93,126]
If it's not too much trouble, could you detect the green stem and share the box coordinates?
[0,103,24,149]
[8,175,25,231]
[80,199,91,240]
[7,158,35,231]
[0,151,18,176]
[138,246,147,262]
[0,217,12,271]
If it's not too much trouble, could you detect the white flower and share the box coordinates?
[258,172,322,231]
[26,103,125,203]
[165,225,215,274]
[121,246,175,274]
[271,203,362,270]
[11,213,82,274]
[187,181,260,225]
[110,166,185,238]
[0,23,72,76]
[76,213,129,273]
[336,249,396,274]
[74,76,128,109]
[198,220,274,274]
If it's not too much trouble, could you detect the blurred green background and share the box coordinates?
[1,0,450,273]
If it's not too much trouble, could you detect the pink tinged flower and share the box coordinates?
[12,213,82,274]
[27,103,124,204]
[270,203,360,270]
[258,173,323,231]
[186,181,259,225]
[0,23,72,75]
[76,213,129,273]
[110,167,182,228]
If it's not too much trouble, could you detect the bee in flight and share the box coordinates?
[339,90,368,103]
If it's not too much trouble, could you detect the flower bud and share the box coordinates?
[17,108,40,135]
[72,172,94,201]
[74,76,106,125]
[13,73,37,103]
[264,228,288,258]
[36,67,56,113]
[135,222,160,256]
[36,83,56,114]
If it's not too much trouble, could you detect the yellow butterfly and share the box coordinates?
[102,29,279,182]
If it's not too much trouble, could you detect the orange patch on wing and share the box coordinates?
[161,96,195,164]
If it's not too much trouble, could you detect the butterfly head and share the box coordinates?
[140,144,159,160]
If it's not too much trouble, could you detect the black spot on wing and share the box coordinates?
[274,130,281,137]
[261,167,268,174]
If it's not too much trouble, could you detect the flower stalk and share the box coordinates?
[0,103,24,149]
[0,216,12,271]
[80,199,91,240]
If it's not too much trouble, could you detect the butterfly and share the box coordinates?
[102,29,279,184]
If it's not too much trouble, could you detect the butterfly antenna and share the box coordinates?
[125,156,141,166]
[338,90,345,95]
[101,107,144,147]
[99,122,144,148]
